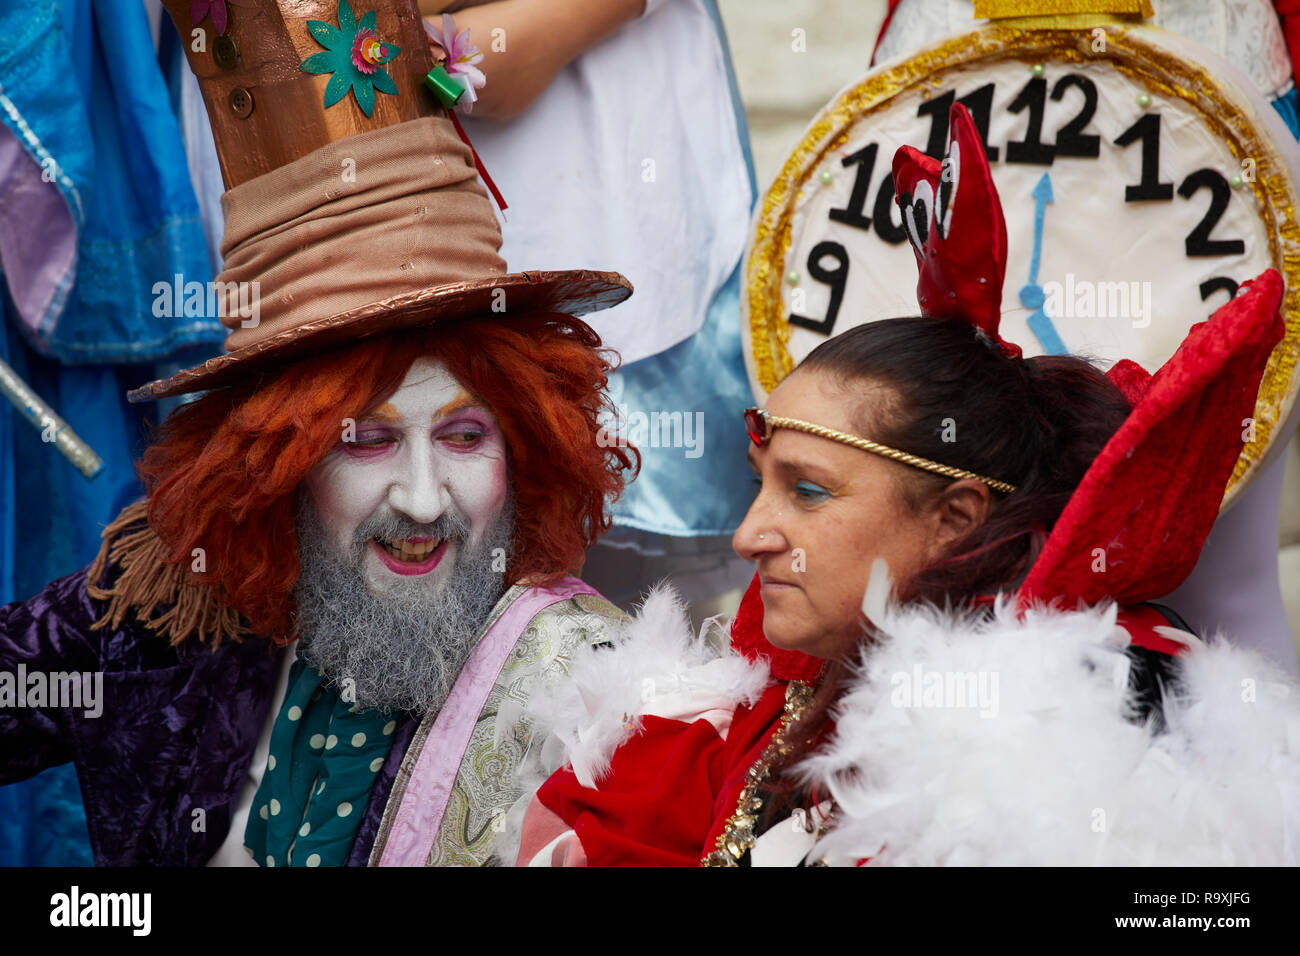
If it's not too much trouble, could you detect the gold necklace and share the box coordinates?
[701,680,814,867]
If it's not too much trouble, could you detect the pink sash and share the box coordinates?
[376,577,597,866]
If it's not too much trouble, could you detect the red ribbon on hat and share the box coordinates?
[446,109,508,214]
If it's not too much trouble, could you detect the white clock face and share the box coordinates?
[744,25,1300,500]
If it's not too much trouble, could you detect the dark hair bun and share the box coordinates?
[798,316,1131,603]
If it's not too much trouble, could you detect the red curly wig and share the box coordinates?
[139,313,638,641]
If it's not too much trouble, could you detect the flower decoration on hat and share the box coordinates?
[419,13,506,212]
[300,0,401,118]
[423,14,486,113]
[191,0,229,35]
[892,103,1019,359]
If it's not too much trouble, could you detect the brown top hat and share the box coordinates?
[130,0,631,402]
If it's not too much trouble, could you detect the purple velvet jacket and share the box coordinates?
[0,565,417,866]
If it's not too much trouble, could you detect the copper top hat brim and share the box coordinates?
[128,269,631,402]
[128,115,634,403]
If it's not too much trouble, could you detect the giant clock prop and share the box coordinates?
[742,19,1300,505]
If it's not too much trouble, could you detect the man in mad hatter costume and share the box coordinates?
[0,0,637,866]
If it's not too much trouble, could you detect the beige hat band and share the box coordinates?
[215,117,506,353]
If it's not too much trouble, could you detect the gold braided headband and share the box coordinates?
[745,407,1017,494]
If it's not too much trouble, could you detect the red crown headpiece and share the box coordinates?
[892,103,1020,358]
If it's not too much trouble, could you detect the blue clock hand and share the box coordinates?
[1027,172,1051,286]
[1019,172,1068,355]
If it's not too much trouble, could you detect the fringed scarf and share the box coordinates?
[86,499,253,647]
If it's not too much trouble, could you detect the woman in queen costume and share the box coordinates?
[498,106,1300,867]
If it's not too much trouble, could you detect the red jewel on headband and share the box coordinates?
[743,407,769,447]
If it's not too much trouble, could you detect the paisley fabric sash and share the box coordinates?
[376,577,597,866]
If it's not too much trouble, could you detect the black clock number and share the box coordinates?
[806,77,1244,331]
[872,173,908,244]
[1006,76,1055,165]
[788,241,849,336]
[916,90,954,158]
[1113,113,1174,201]
[957,83,999,162]
[916,85,999,160]
[1050,75,1101,158]
[922,75,1101,168]
[1199,276,1239,307]
[828,143,878,231]
[824,141,910,245]
[1178,169,1246,257]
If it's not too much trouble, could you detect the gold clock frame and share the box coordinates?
[744,24,1300,505]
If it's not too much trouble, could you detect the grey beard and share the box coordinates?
[292,495,515,715]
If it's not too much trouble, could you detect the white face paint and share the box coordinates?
[303,357,509,596]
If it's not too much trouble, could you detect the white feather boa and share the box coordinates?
[523,585,771,788]
[495,585,770,862]
[502,580,1300,866]
[807,594,1300,866]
